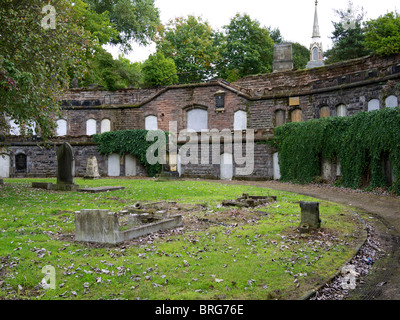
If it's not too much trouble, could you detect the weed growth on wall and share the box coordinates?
[271,107,400,194]
[93,130,168,177]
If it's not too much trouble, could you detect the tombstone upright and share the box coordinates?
[54,142,78,191]
[84,155,100,179]
[299,201,321,233]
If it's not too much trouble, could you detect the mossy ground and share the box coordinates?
[0,178,364,300]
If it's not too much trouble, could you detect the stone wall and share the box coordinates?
[3,53,400,180]
[4,138,148,178]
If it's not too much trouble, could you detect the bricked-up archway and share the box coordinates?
[185,106,208,132]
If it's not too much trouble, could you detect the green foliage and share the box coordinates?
[364,12,400,56]
[271,107,400,194]
[155,15,221,82]
[0,0,93,142]
[324,23,370,64]
[71,0,119,47]
[85,0,160,51]
[93,130,169,177]
[218,14,275,80]
[81,48,143,90]
[291,42,310,70]
[324,2,371,64]
[266,26,284,44]
[142,51,178,87]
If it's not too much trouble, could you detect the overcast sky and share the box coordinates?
[106,0,399,63]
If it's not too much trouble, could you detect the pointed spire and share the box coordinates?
[312,0,320,39]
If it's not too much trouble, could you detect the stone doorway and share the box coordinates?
[15,153,27,174]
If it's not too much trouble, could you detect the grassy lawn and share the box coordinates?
[0,178,365,300]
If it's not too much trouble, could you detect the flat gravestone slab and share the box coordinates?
[32,182,52,190]
[78,186,125,193]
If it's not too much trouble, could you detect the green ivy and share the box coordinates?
[270,107,400,194]
[93,130,169,177]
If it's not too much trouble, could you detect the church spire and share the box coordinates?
[312,0,321,39]
[306,0,324,69]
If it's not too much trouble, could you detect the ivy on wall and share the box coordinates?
[93,130,168,177]
[270,107,400,194]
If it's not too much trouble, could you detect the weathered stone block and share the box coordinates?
[75,209,122,244]
[84,155,100,179]
[299,201,321,230]
[32,182,52,190]
[50,184,79,191]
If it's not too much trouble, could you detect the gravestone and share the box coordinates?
[299,201,321,233]
[54,142,78,191]
[84,155,100,179]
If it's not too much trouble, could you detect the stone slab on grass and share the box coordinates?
[78,186,125,193]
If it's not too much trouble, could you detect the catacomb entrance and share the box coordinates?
[15,153,27,173]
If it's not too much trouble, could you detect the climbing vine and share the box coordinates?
[270,107,400,194]
[93,130,168,177]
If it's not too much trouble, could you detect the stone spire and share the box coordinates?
[306,0,324,69]
[312,0,320,39]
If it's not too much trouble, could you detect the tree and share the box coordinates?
[364,12,400,56]
[267,26,284,44]
[0,0,92,141]
[155,15,221,83]
[72,0,119,48]
[291,42,311,70]
[114,55,143,88]
[218,14,275,82]
[142,52,178,87]
[85,0,160,51]
[324,1,371,64]
[81,47,143,90]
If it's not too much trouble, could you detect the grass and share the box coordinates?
[0,178,365,300]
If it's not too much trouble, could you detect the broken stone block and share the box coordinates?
[32,182,52,190]
[244,199,255,207]
[299,201,321,230]
[75,209,122,244]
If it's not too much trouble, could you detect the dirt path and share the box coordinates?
[203,179,400,300]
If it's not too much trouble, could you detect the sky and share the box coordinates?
[106,0,399,63]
